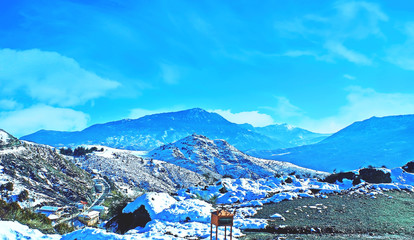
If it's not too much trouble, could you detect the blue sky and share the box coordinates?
[2,0,414,137]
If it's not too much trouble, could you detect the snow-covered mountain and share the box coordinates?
[77,146,207,193]
[20,108,326,151]
[0,129,95,206]
[250,115,414,172]
[148,134,327,179]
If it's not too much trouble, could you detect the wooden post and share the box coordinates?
[210,223,212,240]
[215,225,218,240]
[224,226,227,240]
[230,226,233,240]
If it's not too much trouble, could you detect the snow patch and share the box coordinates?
[122,192,177,218]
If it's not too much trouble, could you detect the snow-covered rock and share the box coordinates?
[270,213,285,221]
[122,192,177,218]
[157,199,213,223]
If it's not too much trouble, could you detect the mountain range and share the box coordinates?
[20,108,327,151]
[249,115,414,172]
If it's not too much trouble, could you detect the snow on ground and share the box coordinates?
[122,192,177,217]
[0,221,60,240]
[2,168,414,240]
[157,199,213,223]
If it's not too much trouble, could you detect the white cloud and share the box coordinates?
[299,87,414,133]
[324,41,372,65]
[260,88,414,133]
[0,105,89,137]
[211,109,274,127]
[343,74,356,80]
[263,97,304,122]
[0,48,120,107]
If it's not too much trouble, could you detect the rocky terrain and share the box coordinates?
[148,134,327,180]
[0,129,95,206]
[76,146,206,194]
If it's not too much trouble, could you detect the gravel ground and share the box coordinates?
[240,190,414,239]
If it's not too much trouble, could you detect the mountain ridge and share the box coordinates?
[249,114,414,172]
[21,108,327,151]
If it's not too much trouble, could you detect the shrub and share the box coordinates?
[18,190,29,202]
[54,223,75,235]
[0,199,53,233]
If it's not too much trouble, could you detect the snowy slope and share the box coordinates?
[0,129,95,206]
[2,167,414,240]
[250,115,414,172]
[148,134,327,179]
[78,146,206,193]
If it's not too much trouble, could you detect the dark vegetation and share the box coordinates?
[59,146,103,156]
[323,167,391,185]
[54,222,75,235]
[0,199,75,234]
[402,161,414,173]
[103,190,132,219]
[0,199,54,233]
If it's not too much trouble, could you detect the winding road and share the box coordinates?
[56,177,111,225]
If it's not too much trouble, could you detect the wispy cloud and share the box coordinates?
[0,105,89,137]
[0,48,120,107]
[211,109,274,127]
[276,1,387,65]
[343,74,356,80]
[386,22,414,71]
[325,41,372,65]
[263,97,305,122]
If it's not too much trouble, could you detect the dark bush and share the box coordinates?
[18,190,29,202]
[323,172,356,184]
[54,222,75,234]
[402,161,414,173]
[358,168,391,183]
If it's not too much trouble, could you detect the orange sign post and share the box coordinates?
[210,209,235,240]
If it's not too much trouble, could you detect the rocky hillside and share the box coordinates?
[0,129,95,206]
[77,146,206,193]
[148,134,327,180]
